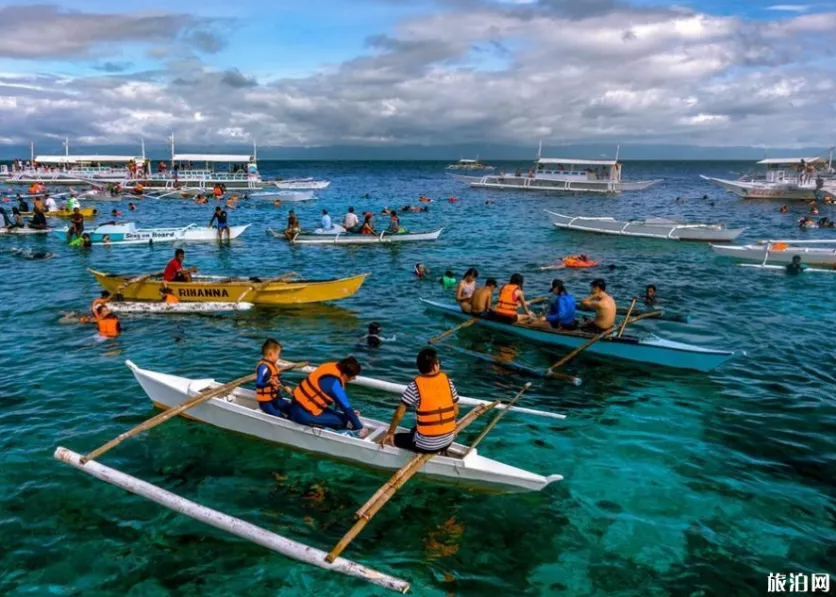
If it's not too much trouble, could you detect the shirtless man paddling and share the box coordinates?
[579,279,616,334]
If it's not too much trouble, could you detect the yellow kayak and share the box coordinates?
[89,269,368,305]
[20,208,98,218]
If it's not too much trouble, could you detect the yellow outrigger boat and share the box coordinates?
[89,269,368,305]
[21,208,98,218]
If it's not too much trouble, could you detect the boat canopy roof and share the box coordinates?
[538,158,616,166]
[458,159,478,163]
[757,157,823,165]
[173,153,253,163]
[35,155,143,164]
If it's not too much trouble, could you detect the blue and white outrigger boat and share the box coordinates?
[55,222,249,245]
[421,299,737,372]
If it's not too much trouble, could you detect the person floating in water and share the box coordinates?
[441,270,457,290]
[255,338,292,418]
[786,255,806,275]
[359,322,394,348]
[644,284,657,306]
[379,348,459,453]
[780,205,789,213]
[289,357,369,437]
[415,263,429,279]
[92,297,121,338]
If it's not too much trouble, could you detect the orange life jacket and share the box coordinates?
[414,372,456,437]
[163,293,179,304]
[494,284,520,317]
[256,359,280,402]
[97,316,120,338]
[292,362,345,416]
[213,187,222,197]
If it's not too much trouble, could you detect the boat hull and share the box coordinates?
[108,301,254,313]
[0,227,50,235]
[546,211,744,242]
[452,174,661,194]
[282,229,443,245]
[90,270,367,305]
[273,179,330,190]
[20,208,97,219]
[76,224,249,244]
[248,191,314,202]
[711,244,836,265]
[421,299,735,372]
[126,361,560,493]
[700,175,833,201]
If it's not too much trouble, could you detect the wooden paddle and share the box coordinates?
[324,399,499,563]
[617,297,638,338]
[428,318,479,344]
[80,361,307,464]
[463,382,532,457]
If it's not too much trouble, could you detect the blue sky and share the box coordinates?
[0,0,834,155]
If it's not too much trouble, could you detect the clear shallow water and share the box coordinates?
[0,160,834,596]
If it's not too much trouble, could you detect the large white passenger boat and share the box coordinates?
[0,137,329,191]
[451,155,661,194]
[701,156,836,200]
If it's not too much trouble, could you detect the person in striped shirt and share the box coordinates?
[379,348,459,453]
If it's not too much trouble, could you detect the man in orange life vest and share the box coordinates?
[255,338,292,418]
[379,348,459,453]
[488,272,533,323]
[290,357,369,437]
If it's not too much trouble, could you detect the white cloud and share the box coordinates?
[0,1,834,149]
[766,5,811,12]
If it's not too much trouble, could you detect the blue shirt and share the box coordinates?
[321,214,332,230]
[547,294,576,325]
[255,362,274,389]
[319,375,363,429]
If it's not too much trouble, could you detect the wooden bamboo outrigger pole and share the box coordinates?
[81,362,306,464]
[325,399,501,564]
[428,318,479,344]
[463,383,532,458]
[54,448,410,593]
[617,297,638,338]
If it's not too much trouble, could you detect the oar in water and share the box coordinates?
[324,398,502,563]
[428,318,479,344]
[440,343,582,386]
[80,362,307,464]
[617,297,638,338]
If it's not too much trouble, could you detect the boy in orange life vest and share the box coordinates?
[379,348,459,454]
[256,339,292,418]
[488,272,533,324]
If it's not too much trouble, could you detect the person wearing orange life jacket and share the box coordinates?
[255,338,292,418]
[379,348,459,453]
[213,185,223,199]
[159,287,179,304]
[290,357,369,437]
[488,273,533,324]
[93,302,121,338]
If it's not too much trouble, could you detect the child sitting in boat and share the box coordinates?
[255,338,292,418]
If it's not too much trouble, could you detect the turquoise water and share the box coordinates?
[1,161,834,596]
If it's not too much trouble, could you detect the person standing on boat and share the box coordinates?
[379,348,459,454]
[343,207,359,232]
[321,209,333,231]
[44,194,57,212]
[163,248,198,283]
[256,339,292,418]
[579,279,616,333]
[284,210,301,240]
[67,207,84,243]
[489,273,533,323]
[209,206,230,240]
[470,278,497,315]
[455,268,478,313]
[290,357,368,437]
[542,279,577,330]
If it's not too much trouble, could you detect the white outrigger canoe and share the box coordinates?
[273,178,330,190]
[545,211,744,242]
[55,222,249,245]
[421,299,737,372]
[0,227,50,235]
[127,360,564,493]
[711,239,836,265]
[248,190,315,202]
[274,227,443,245]
[108,302,254,313]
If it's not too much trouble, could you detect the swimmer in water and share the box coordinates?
[58,311,95,325]
[415,263,429,279]
[128,202,136,211]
